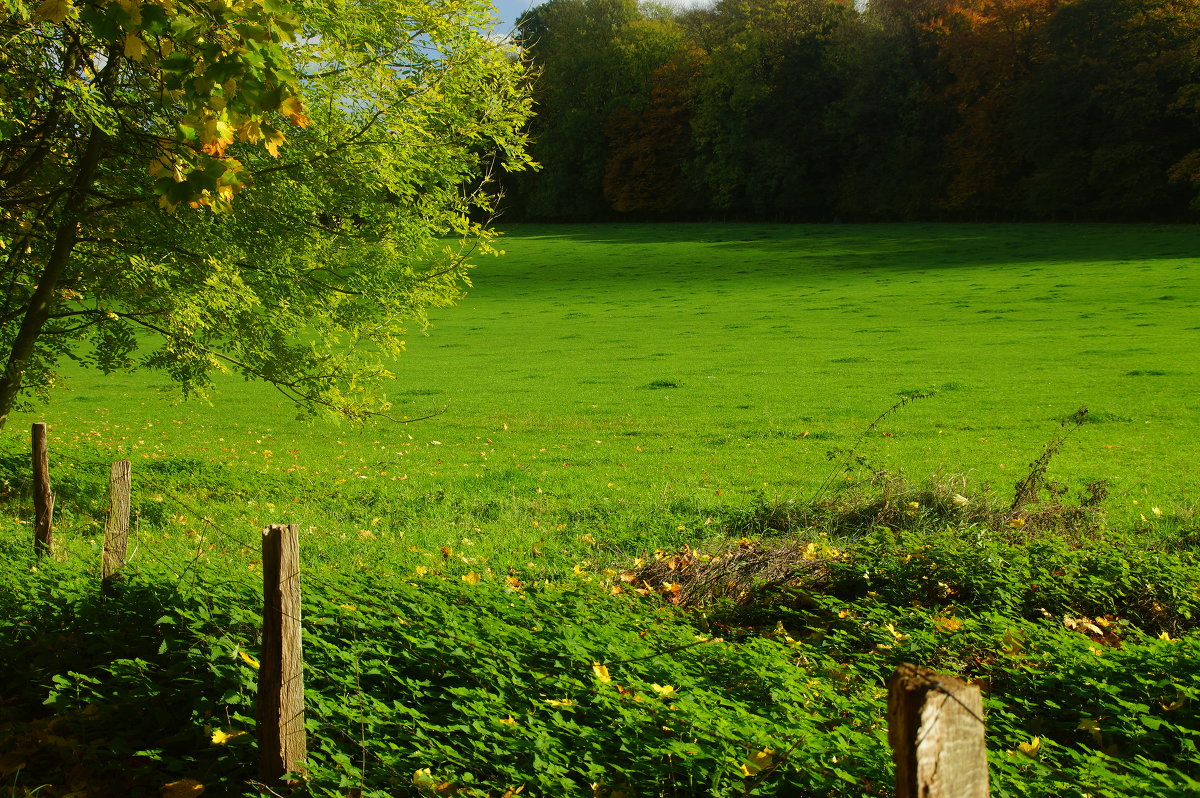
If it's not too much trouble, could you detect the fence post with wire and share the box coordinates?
[32,421,53,557]
[887,663,990,798]
[257,522,307,784]
[101,459,132,590]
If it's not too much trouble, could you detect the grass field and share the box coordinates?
[6,222,1197,565]
[2,223,1199,797]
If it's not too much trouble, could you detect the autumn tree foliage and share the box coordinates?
[505,0,1200,222]
[929,0,1063,216]
[0,0,532,427]
[602,45,703,215]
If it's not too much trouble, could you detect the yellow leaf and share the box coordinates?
[200,117,235,156]
[33,0,72,23]
[592,662,611,683]
[414,565,428,577]
[741,748,775,776]
[160,779,205,798]
[650,683,676,696]
[933,616,962,632]
[210,729,247,745]
[461,571,480,585]
[1001,629,1025,656]
[263,129,285,158]
[238,118,263,145]
[124,32,145,61]
[116,0,141,23]
[497,716,518,726]
[279,95,309,127]
[1161,696,1186,712]
[1017,736,1041,757]
[238,650,259,669]
[544,698,573,708]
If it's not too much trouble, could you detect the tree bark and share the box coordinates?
[0,126,107,432]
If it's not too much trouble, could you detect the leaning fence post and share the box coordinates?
[101,459,132,591]
[31,422,53,557]
[887,663,990,798]
[257,523,307,784]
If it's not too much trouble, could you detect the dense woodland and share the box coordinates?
[502,0,1200,222]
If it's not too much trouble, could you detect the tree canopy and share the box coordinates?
[505,0,1200,222]
[0,0,532,429]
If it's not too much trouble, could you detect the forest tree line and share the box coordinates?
[501,0,1200,222]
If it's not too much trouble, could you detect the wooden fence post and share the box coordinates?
[887,663,990,798]
[31,422,53,558]
[257,523,307,784]
[101,460,132,591]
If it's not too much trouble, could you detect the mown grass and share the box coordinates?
[5,222,1198,567]
[1,223,1198,796]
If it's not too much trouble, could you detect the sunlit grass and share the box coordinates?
[4,222,1197,571]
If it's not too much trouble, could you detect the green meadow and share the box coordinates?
[8,223,1198,561]
[2,223,1199,797]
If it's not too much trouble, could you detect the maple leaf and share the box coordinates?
[592,662,611,683]
[279,95,310,128]
[125,32,146,61]
[263,128,286,158]
[200,117,235,156]
[33,0,72,23]
[461,571,480,585]
[933,616,962,632]
[238,119,263,144]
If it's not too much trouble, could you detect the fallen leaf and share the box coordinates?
[211,729,247,745]
[161,779,205,798]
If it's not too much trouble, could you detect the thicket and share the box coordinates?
[2,456,1199,796]
[505,0,1200,222]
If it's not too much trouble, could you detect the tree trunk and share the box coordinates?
[0,127,106,432]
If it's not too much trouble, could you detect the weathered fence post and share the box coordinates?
[887,663,990,798]
[31,422,53,557]
[257,523,307,784]
[101,459,132,591]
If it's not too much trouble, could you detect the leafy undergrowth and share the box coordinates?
[1,478,1199,797]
